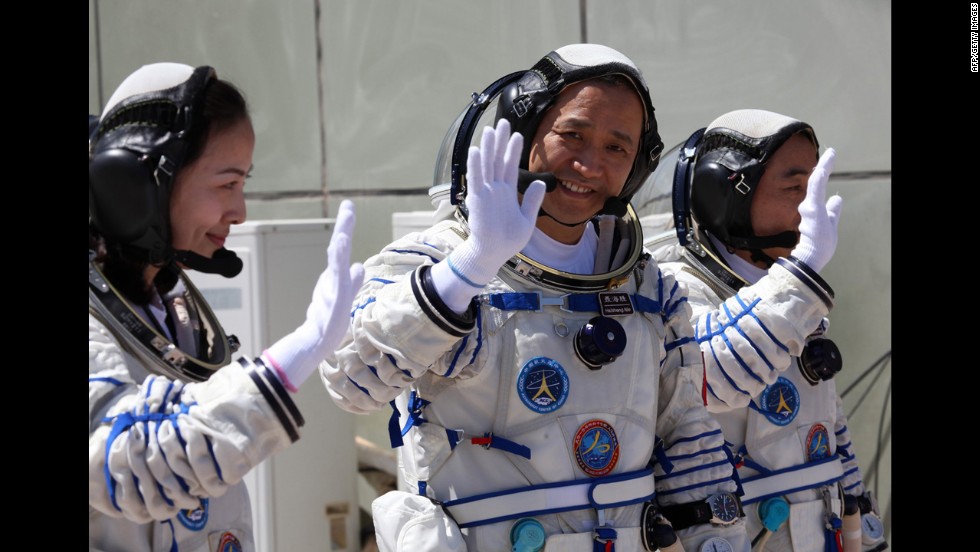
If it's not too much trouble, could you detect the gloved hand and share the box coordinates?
[263,200,365,391]
[445,118,547,289]
[790,147,842,273]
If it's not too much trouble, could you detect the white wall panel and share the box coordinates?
[587,1,891,173]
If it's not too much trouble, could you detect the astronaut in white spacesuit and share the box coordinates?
[646,109,888,551]
[321,43,751,552]
[88,62,363,552]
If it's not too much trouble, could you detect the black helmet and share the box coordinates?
[687,109,817,252]
[89,63,213,263]
[434,44,664,218]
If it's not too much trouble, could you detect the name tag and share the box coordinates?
[598,292,634,316]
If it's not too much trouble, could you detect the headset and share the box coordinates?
[89,65,216,266]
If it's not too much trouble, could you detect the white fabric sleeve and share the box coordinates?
[650,268,751,551]
[89,315,296,524]
[834,396,866,497]
[683,260,833,412]
[319,224,485,415]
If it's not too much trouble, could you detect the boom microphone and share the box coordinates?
[517,169,557,194]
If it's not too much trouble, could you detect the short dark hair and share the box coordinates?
[183,77,250,167]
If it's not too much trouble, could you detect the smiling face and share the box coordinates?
[526,79,644,244]
[738,132,817,265]
[169,117,254,262]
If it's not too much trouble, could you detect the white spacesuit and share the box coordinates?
[647,109,887,552]
[322,44,750,552]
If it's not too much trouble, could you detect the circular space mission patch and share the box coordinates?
[573,419,620,477]
[759,377,800,426]
[806,423,831,461]
[517,357,569,414]
[177,498,209,531]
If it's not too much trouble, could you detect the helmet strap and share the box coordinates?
[725,230,798,251]
[748,248,778,268]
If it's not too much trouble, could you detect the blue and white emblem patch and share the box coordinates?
[759,377,800,426]
[573,419,620,477]
[517,357,569,413]
[806,423,831,461]
[177,498,209,531]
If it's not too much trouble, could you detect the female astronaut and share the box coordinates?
[88,62,362,551]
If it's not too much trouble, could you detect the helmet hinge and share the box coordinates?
[732,173,751,195]
[513,94,533,118]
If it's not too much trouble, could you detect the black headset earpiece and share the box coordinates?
[89,148,163,244]
[494,71,555,168]
[689,135,766,249]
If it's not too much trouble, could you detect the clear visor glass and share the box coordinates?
[431,86,510,207]
[629,140,684,239]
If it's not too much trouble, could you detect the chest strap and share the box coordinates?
[738,454,844,505]
[442,468,654,529]
[389,392,532,458]
[484,291,660,314]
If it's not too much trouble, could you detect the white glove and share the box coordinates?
[790,147,843,273]
[263,200,365,391]
[444,118,547,289]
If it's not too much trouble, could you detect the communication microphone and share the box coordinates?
[517,169,557,194]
